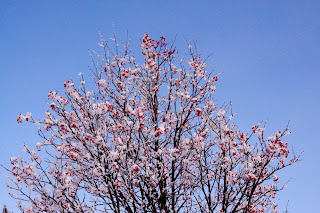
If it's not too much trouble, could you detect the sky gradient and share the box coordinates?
[1,1,319,212]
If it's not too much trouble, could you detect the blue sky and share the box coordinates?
[1,1,319,212]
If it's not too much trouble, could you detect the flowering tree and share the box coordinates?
[4,33,299,213]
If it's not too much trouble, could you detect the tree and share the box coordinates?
[4,33,299,213]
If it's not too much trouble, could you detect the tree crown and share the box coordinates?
[5,33,299,213]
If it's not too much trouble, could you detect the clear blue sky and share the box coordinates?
[1,1,319,212]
